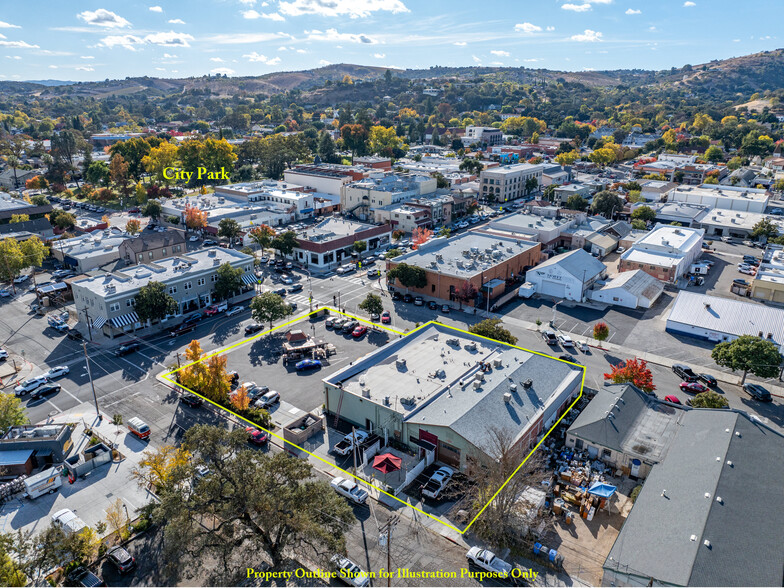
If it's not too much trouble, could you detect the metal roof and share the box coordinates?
[533,248,606,281]
[0,449,33,466]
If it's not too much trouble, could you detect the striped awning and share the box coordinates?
[110,312,139,329]
[91,315,107,329]
[241,272,258,286]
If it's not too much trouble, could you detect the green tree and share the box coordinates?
[217,218,242,245]
[711,335,782,384]
[213,263,243,301]
[468,319,518,345]
[591,191,624,218]
[438,226,451,237]
[134,281,177,324]
[565,194,588,211]
[727,156,745,171]
[631,205,656,222]
[142,199,163,220]
[704,145,724,163]
[250,291,293,329]
[387,262,427,290]
[110,137,151,180]
[631,219,647,230]
[9,215,29,224]
[0,237,48,288]
[0,394,28,434]
[385,248,402,259]
[353,240,367,261]
[248,225,275,252]
[84,161,110,186]
[358,293,384,316]
[340,124,369,158]
[271,231,298,259]
[459,158,483,175]
[689,391,729,409]
[48,210,76,230]
[146,426,354,580]
[30,195,48,206]
[751,217,779,240]
[524,176,539,195]
[317,131,339,164]
[593,322,610,342]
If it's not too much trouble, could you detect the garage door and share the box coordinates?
[539,280,566,299]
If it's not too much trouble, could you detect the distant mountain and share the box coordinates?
[23,79,78,87]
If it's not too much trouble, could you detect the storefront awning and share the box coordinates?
[91,315,107,329]
[110,312,139,328]
[241,272,258,286]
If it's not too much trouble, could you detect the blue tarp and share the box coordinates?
[587,482,617,498]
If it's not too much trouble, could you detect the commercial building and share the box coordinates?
[669,185,769,213]
[0,218,54,242]
[588,269,664,309]
[638,180,678,202]
[565,384,683,480]
[72,248,255,338]
[0,192,52,222]
[386,232,541,306]
[525,249,607,302]
[353,156,392,171]
[118,228,187,265]
[638,202,710,227]
[619,224,704,282]
[666,291,784,349]
[479,163,545,203]
[292,217,391,273]
[51,228,129,272]
[341,173,437,221]
[283,163,367,196]
[697,209,784,239]
[751,244,784,302]
[552,184,592,205]
[603,409,784,586]
[324,323,583,470]
[463,126,503,147]
[372,203,430,234]
[0,424,73,467]
[484,213,577,247]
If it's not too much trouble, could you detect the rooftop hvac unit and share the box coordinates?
[361,388,370,398]
[396,358,407,369]
[446,338,459,346]
[523,379,533,389]
[493,358,503,368]
[465,342,477,351]
[503,392,512,404]
[384,396,390,406]
[473,380,482,390]
[509,383,517,393]
[475,372,484,382]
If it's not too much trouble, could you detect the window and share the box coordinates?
[126,299,135,307]
[168,286,177,294]
[602,448,612,459]
[149,252,154,260]
[197,277,205,286]
[574,439,584,450]
[184,282,192,290]
[174,245,181,253]
[431,284,436,293]
[109,302,120,312]
[162,248,166,256]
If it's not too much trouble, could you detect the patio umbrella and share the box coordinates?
[372,453,402,488]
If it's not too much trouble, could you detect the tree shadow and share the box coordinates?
[248,332,285,367]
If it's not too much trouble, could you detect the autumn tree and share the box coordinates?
[368,125,406,158]
[125,219,141,235]
[589,147,617,167]
[411,227,433,250]
[0,237,48,288]
[104,498,131,541]
[555,150,579,167]
[142,141,179,186]
[247,225,275,252]
[131,445,191,493]
[593,321,610,343]
[340,124,369,158]
[230,385,251,412]
[201,354,232,404]
[109,153,133,205]
[9,215,29,224]
[455,280,478,309]
[184,204,208,231]
[604,358,656,393]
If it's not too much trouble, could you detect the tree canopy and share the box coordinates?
[250,291,293,329]
[468,318,518,345]
[134,281,178,323]
[711,335,782,383]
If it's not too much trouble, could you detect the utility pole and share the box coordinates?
[82,342,101,419]
[176,352,181,368]
[379,515,400,587]
[351,426,358,477]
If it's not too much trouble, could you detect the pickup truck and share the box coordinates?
[330,477,369,505]
[333,430,369,456]
[422,466,454,500]
[466,546,513,578]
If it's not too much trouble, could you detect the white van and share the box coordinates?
[52,508,88,535]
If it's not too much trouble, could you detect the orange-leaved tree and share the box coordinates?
[411,227,433,250]
[603,358,656,393]
[184,204,208,231]
[178,340,208,393]
[230,384,251,412]
[593,322,610,343]
[202,354,231,404]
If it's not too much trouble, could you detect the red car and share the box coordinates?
[245,427,268,445]
[380,311,391,324]
[680,382,708,394]
[352,325,368,338]
[204,304,223,316]
[664,395,681,404]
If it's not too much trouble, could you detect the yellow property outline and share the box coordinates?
[161,308,585,535]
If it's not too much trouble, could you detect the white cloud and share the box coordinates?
[163,53,177,58]
[318,59,331,65]
[514,22,542,34]
[210,57,225,62]
[648,25,656,31]
[305,28,378,44]
[242,10,285,20]
[0,39,39,49]
[5,55,20,60]
[205,33,281,44]
[80,55,95,59]
[155,67,166,71]
[491,50,510,57]
[98,34,142,50]
[373,53,385,58]
[48,65,58,69]
[570,29,603,41]
[144,31,194,47]
[211,67,235,75]
[546,26,555,31]
[296,48,306,53]
[733,38,740,42]
[453,41,467,46]
[472,55,481,63]
[683,1,695,5]
[238,0,256,4]
[279,0,408,18]
[149,6,163,12]
[562,3,591,11]
[0,21,21,29]
[76,66,94,71]
[77,9,131,28]
[242,51,281,65]
[625,8,641,14]
[588,0,613,3]
[523,58,540,62]
[168,19,186,24]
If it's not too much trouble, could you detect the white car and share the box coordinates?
[14,376,48,396]
[739,266,756,275]
[226,306,243,317]
[189,235,200,242]
[422,466,455,499]
[330,555,371,588]
[616,246,626,254]
[43,365,69,379]
[558,334,575,348]
[0,349,7,360]
[330,476,369,505]
[13,275,29,284]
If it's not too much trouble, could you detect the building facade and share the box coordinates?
[619,224,704,282]
[479,163,545,203]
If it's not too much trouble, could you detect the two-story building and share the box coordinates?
[479,163,545,204]
[118,228,187,265]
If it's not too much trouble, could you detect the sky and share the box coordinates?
[0,0,782,82]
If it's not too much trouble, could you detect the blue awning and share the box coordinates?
[587,482,617,498]
[300,208,314,214]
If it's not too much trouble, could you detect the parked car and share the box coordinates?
[114,343,140,357]
[330,554,371,587]
[244,323,264,335]
[367,268,381,279]
[421,466,454,500]
[255,390,280,409]
[381,311,391,324]
[403,293,414,303]
[697,373,717,387]
[180,393,203,408]
[0,349,7,360]
[542,330,558,345]
[441,304,450,313]
[557,334,575,348]
[245,427,269,445]
[13,275,29,284]
[663,395,681,404]
[352,325,368,338]
[672,364,698,382]
[295,359,322,371]
[31,383,61,400]
[106,546,136,573]
[183,312,203,324]
[189,235,200,242]
[414,296,424,306]
[42,365,69,379]
[226,306,244,317]
[733,278,750,287]
[427,300,438,310]
[127,417,151,440]
[680,382,708,394]
[742,383,772,402]
[0,288,10,297]
[66,566,105,587]
[391,291,402,301]
[738,266,755,275]
[204,302,228,316]
[466,547,512,578]
[273,288,287,296]
[330,477,369,505]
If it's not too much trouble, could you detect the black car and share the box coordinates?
[403,293,414,303]
[114,342,140,357]
[31,383,61,400]
[392,291,402,301]
[698,373,717,387]
[181,393,203,408]
[288,284,304,293]
[244,323,264,335]
[733,278,750,287]
[273,288,287,297]
[184,312,203,324]
[742,383,772,402]
[229,371,240,385]
[66,329,84,341]
[427,301,438,310]
[106,546,136,573]
[169,324,195,337]
[66,566,106,587]
[672,363,698,382]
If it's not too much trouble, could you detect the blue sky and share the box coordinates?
[1,0,782,81]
